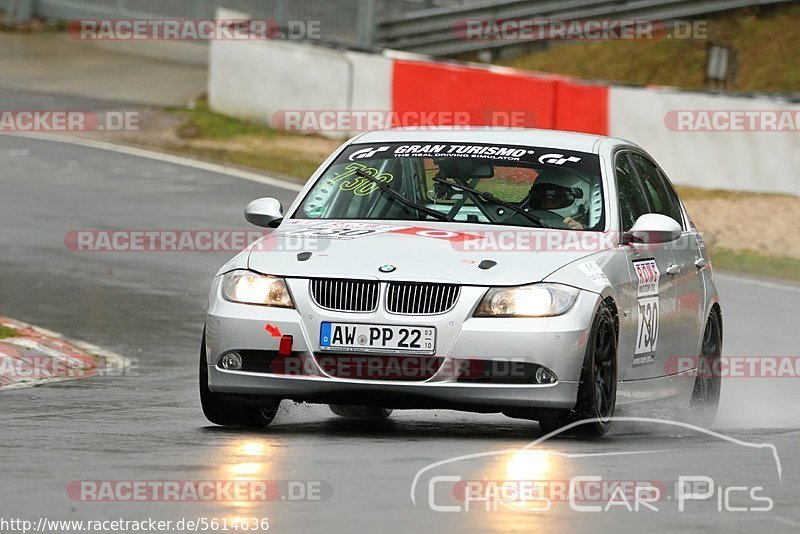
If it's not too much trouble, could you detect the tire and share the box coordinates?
[199,333,280,428]
[689,308,722,426]
[539,302,618,437]
[329,405,393,420]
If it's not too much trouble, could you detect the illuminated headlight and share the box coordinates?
[474,283,579,317]
[221,270,294,308]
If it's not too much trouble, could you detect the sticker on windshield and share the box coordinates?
[337,142,597,173]
[392,144,534,161]
[348,146,391,161]
[325,163,394,196]
[577,261,610,287]
[307,206,326,218]
[538,153,582,165]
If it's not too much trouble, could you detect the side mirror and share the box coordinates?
[245,197,283,228]
[624,213,682,244]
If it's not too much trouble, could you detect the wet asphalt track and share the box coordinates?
[1,133,799,533]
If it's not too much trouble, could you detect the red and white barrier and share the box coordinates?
[389,56,609,134]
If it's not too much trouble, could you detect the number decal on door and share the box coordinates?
[634,296,659,365]
[632,259,661,366]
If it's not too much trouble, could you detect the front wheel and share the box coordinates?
[199,333,280,428]
[539,302,618,437]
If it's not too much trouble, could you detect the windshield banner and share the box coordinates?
[339,142,598,173]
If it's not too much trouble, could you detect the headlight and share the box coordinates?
[474,283,579,317]
[221,270,294,308]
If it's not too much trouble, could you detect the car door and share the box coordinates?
[616,151,679,379]
[650,164,707,362]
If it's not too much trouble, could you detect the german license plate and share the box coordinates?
[319,323,435,355]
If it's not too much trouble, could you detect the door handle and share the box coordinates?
[665,264,681,275]
[695,257,708,269]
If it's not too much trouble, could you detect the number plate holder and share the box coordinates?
[319,322,436,355]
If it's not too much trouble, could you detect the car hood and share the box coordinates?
[246,220,612,286]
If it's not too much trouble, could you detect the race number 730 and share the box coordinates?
[635,297,659,355]
[325,163,394,196]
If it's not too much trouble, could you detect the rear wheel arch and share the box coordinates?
[710,302,722,341]
[689,303,723,425]
[697,302,723,356]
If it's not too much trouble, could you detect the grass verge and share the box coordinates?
[711,247,800,283]
[173,101,284,140]
[675,186,792,202]
[0,325,20,340]
[499,3,800,93]
[160,142,321,180]
[164,99,335,181]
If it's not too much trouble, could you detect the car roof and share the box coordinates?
[352,127,616,154]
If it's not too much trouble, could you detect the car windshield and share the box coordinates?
[294,142,605,230]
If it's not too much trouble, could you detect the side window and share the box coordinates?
[629,154,683,226]
[615,153,649,232]
[657,168,685,225]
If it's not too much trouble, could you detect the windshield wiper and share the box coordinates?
[354,168,451,222]
[432,177,549,228]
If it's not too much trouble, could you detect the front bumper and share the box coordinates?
[209,367,579,411]
[205,276,601,412]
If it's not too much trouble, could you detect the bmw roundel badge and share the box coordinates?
[379,264,397,273]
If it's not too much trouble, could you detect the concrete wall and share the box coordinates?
[209,8,392,136]
[609,87,800,194]
[209,38,393,135]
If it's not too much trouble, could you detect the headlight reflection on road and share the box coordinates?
[504,451,553,481]
[219,438,276,510]
[473,450,563,517]
[239,440,269,457]
[228,462,263,477]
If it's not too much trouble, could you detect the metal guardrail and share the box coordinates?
[8,0,376,46]
[2,0,474,46]
[4,0,797,56]
[377,0,800,56]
